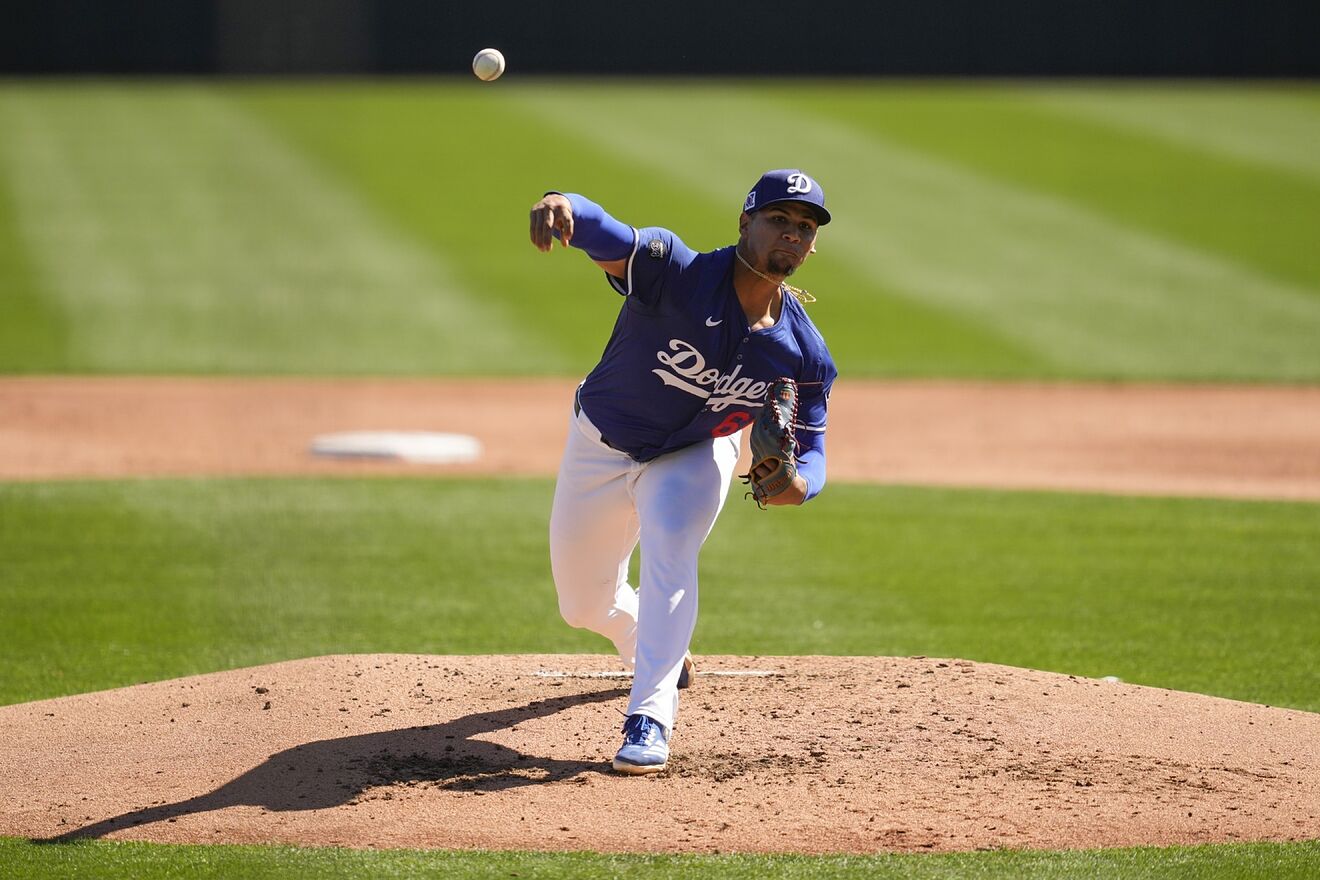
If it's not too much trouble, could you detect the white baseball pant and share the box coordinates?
[549,398,740,731]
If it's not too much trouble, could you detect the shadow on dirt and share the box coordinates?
[40,686,628,843]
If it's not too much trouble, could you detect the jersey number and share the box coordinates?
[711,412,752,437]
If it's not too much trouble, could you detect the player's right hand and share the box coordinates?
[530,194,574,252]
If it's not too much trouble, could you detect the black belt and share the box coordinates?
[574,388,622,452]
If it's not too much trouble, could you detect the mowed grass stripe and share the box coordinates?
[787,99,1320,379]
[233,83,642,371]
[840,84,1320,295]
[0,478,562,704]
[0,166,67,371]
[520,83,1320,381]
[1029,85,1320,186]
[3,837,1320,880]
[0,84,551,375]
[1,478,1316,712]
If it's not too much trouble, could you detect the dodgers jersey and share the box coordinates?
[577,224,837,500]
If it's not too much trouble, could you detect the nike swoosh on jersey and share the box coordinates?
[705,317,723,326]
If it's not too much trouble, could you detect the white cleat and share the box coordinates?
[612,713,669,775]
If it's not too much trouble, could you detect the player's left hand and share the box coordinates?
[741,377,801,508]
[529,194,574,252]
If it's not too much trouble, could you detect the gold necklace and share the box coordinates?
[735,249,817,304]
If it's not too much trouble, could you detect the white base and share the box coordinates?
[310,431,481,464]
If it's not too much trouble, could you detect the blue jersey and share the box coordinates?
[578,225,837,500]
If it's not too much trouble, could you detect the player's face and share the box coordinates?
[739,203,820,278]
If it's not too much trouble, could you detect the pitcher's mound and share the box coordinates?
[1,654,1316,854]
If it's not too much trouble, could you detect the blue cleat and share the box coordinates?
[612,713,670,775]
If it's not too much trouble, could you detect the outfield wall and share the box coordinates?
[4,0,1318,77]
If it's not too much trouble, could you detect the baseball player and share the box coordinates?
[529,170,837,774]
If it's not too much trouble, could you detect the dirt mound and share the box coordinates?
[2,654,1315,854]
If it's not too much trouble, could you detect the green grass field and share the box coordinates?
[3,838,1319,880]
[1,80,1319,379]
[2,479,1318,711]
[2,79,1319,877]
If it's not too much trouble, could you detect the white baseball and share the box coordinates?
[472,48,505,82]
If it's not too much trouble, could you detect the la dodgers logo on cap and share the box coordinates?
[742,169,831,225]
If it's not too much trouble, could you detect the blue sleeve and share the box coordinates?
[796,435,826,502]
[551,193,636,262]
[550,194,697,308]
[606,227,699,309]
[794,367,836,503]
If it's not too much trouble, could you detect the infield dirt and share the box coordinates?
[4,377,1320,500]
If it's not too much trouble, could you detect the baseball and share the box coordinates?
[472,48,505,82]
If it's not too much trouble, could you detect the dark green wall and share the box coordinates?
[4,0,1318,77]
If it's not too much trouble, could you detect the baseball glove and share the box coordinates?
[740,377,799,508]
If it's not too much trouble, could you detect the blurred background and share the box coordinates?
[5,0,1320,77]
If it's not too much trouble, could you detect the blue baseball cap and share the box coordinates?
[742,169,831,225]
